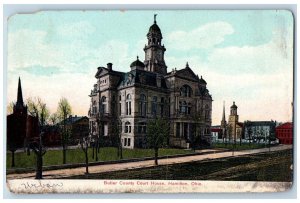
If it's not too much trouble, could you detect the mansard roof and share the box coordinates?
[118,69,168,89]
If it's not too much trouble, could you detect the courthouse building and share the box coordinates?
[88,16,213,148]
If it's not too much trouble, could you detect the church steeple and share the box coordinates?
[144,14,167,75]
[13,77,27,114]
[221,101,227,128]
[16,77,24,108]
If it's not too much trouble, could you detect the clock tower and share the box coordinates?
[228,101,239,140]
[144,14,167,75]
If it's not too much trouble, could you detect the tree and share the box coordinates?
[191,111,202,151]
[79,133,91,174]
[26,97,49,179]
[146,118,170,165]
[247,127,253,146]
[27,132,47,179]
[227,125,233,144]
[49,113,59,125]
[27,97,50,126]
[112,118,123,159]
[238,129,242,146]
[57,97,72,164]
[7,101,14,115]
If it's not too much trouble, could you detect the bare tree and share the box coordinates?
[49,113,59,125]
[191,111,202,151]
[247,127,253,146]
[57,97,72,164]
[146,118,170,165]
[26,97,49,179]
[79,133,91,174]
[27,97,50,126]
[112,118,123,159]
[27,132,46,179]
[227,125,233,145]
[6,101,14,115]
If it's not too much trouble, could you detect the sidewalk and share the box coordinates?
[6,145,292,180]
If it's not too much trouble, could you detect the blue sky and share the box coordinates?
[7,10,294,125]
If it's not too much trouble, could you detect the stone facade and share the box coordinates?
[88,16,213,149]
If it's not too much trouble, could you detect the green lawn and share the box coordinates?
[6,147,194,169]
[65,149,293,182]
[212,142,270,150]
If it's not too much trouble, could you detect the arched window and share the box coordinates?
[140,94,147,117]
[151,96,157,116]
[126,94,132,115]
[180,85,192,97]
[125,121,131,133]
[100,96,107,113]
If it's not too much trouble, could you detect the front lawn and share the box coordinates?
[6,147,194,169]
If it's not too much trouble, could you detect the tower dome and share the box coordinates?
[148,22,161,34]
[130,56,145,70]
[231,101,237,109]
[147,14,163,40]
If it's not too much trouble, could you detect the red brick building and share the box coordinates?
[276,122,293,144]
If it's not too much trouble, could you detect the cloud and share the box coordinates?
[57,21,96,39]
[164,27,293,125]
[166,21,234,50]
[7,18,293,126]
[207,31,293,75]
[8,28,132,74]
[7,28,133,116]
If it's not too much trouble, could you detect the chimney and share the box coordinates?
[107,63,113,71]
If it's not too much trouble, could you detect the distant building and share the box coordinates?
[44,115,89,146]
[227,102,243,140]
[244,121,276,142]
[43,125,61,147]
[276,122,293,144]
[63,115,89,144]
[211,126,222,141]
[88,15,213,149]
